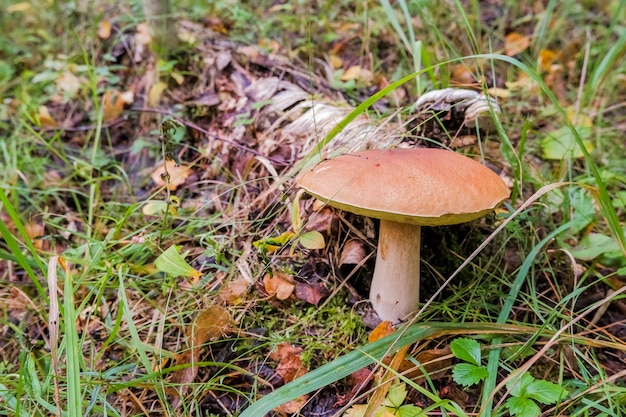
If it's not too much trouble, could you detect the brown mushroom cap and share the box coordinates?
[297,148,510,226]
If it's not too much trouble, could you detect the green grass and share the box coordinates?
[1,0,625,416]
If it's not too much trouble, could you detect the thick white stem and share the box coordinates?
[369,220,421,323]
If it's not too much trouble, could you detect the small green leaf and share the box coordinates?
[540,126,593,160]
[384,382,408,408]
[450,337,482,365]
[505,396,541,417]
[525,379,567,404]
[452,363,489,387]
[506,372,536,397]
[298,231,325,250]
[397,404,423,417]
[154,245,202,279]
[568,233,620,261]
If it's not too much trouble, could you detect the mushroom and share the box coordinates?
[297,148,510,323]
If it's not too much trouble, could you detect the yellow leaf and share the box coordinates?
[504,32,530,56]
[98,20,112,39]
[150,160,190,191]
[566,107,592,127]
[7,2,31,12]
[341,65,363,81]
[329,54,343,69]
[538,49,557,72]
[368,321,395,343]
[38,106,56,127]
[148,81,168,107]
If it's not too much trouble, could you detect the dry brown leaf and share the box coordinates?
[305,207,339,234]
[135,22,152,45]
[217,277,250,305]
[504,32,530,56]
[269,342,309,413]
[98,20,112,39]
[274,397,307,414]
[150,160,190,191]
[450,64,476,86]
[56,70,82,98]
[269,342,307,383]
[25,221,45,251]
[340,238,368,267]
[263,271,295,300]
[103,90,126,122]
[295,281,328,306]
[402,347,452,381]
[169,306,231,406]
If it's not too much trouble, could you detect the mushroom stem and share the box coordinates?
[369,220,422,323]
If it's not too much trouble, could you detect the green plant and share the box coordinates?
[253,189,325,256]
[450,338,488,387]
[451,337,568,417]
[344,381,422,417]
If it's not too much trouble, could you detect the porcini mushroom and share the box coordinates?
[297,148,510,323]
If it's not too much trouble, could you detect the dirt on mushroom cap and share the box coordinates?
[297,148,510,226]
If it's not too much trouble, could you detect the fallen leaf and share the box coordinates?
[273,397,307,414]
[566,107,592,127]
[135,22,152,45]
[340,239,368,268]
[305,207,339,234]
[269,342,307,383]
[405,347,453,382]
[341,65,371,83]
[487,87,511,99]
[295,281,328,305]
[217,277,251,305]
[450,64,476,86]
[368,321,395,343]
[190,305,231,345]
[269,343,309,413]
[329,54,343,69]
[148,81,168,107]
[540,126,593,160]
[538,49,558,72]
[169,306,231,406]
[98,20,112,39]
[38,105,56,127]
[504,32,530,56]
[150,160,190,191]
[263,271,295,300]
[56,70,82,98]
[25,221,45,251]
[298,230,325,250]
[103,90,126,122]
